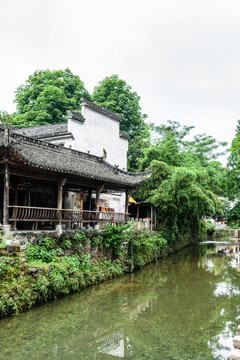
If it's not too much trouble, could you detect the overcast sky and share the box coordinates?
[1,0,240,163]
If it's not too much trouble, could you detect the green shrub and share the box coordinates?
[25,237,56,263]
[103,223,130,257]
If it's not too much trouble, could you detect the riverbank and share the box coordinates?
[0,225,196,317]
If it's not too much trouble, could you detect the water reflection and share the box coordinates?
[0,240,240,360]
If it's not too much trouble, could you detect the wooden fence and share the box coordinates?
[8,205,128,227]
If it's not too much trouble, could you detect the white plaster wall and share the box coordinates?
[44,105,129,214]
[68,107,128,169]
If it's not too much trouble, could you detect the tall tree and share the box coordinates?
[92,75,150,171]
[92,74,147,137]
[226,120,240,225]
[11,69,90,128]
[134,120,227,238]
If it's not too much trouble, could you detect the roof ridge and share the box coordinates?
[81,98,121,122]
[12,122,67,131]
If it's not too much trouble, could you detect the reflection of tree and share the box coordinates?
[0,243,240,360]
[125,245,240,359]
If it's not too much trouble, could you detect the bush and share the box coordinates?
[25,237,56,263]
[103,223,130,257]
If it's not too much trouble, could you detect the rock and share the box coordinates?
[28,267,37,274]
[21,264,28,271]
[12,244,21,252]
[234,336,240,349]
[238,325,240,333]
[229,348,240,360]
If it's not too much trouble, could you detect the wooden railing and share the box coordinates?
[8,206,128,224]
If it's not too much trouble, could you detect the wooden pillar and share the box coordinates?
[56,178,67,235]
[3,153,9,227]
[88,189,92,211]
[125,189,132,221]
[13,185,18,231]
[3,127,10,234]
[95,184,104,212]
[136,205,139,219]
[125,189,129,218]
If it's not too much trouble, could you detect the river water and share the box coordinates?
[0,239,240,360]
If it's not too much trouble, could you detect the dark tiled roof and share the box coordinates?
[1,128,151,187]
[119,131,130,140]
[12,123,69,139]
[81,98,121,122]
[67,110,85,123]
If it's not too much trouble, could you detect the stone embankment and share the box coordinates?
[1,228,183,317]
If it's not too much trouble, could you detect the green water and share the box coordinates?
[1,241,240,360]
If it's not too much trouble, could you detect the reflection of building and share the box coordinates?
[199,242,240,271]
[96,297,154,358]
[97,330,125,358]
[229,244,240,269]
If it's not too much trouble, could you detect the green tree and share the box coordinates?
[92,74,147,137]
[92,75,150,171]
[0,111,14,125]
[12,69,90,128]
[226,120,240,225]
[134,120,227,238]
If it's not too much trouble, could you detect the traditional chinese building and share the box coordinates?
[13,98,130,213]
[0,125,151,234]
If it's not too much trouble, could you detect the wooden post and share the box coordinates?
[125,189,132,222]
[3,147,10,234]
[13,185,18,231]
[95,184,104,212]
[125,189,129,221]
[88,189,92,211]
[56,178,67,235]
[136,205,139,219]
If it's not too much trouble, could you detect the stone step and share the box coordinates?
[234,336,240,349]
[229,348,240,360]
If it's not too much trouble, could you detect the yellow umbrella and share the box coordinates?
[129,196,137,204]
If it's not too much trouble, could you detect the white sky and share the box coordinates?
[1,0,240,163]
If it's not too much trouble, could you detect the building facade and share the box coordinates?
[14,99,130,213]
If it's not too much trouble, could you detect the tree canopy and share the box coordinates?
[92,75,150,171]
[134,121,228,239]
[11,69,90,128]
[92,75,147,137]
